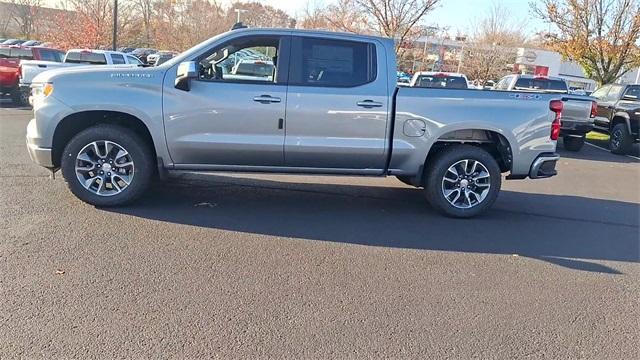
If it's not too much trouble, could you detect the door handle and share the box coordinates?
[253,95,281,104]
[356,100,383,108]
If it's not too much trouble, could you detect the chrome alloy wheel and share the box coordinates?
[75,140,134,196]
[441,159,491,209]
[611,128,623,150]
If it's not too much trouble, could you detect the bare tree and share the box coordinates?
[532,0,640,84]
[300,0,441,54]
[229,1,296,28]
[133,0,156,46]
[9,0,42,38]
[460,3,527,84]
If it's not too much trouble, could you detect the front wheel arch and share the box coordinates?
[52,110,156,168]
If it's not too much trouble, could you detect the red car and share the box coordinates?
[0,45,65,105]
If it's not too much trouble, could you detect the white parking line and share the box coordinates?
[585,141,640,160]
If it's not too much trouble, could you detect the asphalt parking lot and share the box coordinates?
[1,103,639,358]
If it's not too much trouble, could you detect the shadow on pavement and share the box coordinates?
[557,138,640,163]
[106,174,639,274]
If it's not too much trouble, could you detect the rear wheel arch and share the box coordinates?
[52,110,156,168]
[419,129,513,186]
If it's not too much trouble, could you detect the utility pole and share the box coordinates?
[112,0,118,50]
[235,8,248,23]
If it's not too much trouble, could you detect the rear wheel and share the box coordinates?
[424,145,501,218]
[10,88,28,106]
[563,135,585,152]
[610,123,633,155]
[61,124,154,206]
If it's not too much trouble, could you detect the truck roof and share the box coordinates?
[66,49,128,56]
[229,27,393,44]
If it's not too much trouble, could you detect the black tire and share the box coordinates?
[563,135,585,152]
[423,145,501,218]
[10,88,28,106]
[61,124,154,206]
[610,123,633,155]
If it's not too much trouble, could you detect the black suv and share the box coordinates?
[591,84,640,154]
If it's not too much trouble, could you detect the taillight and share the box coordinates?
[590,101,597,118]
[549,100,563,141]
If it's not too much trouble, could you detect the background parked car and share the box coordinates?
[409,71,469,89]
[0,45,65,105]
[117,47,136,53]
[131,48,157,64]
[591,84,640,154]
[147,51,177,66]
[1,39,26,45]
[493,74,597,151]
[19,49,141,105]
[20,40,42,47]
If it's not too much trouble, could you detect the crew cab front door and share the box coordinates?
[283,36,389,171]
[163,35,290,167]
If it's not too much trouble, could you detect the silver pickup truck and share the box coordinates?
[27,28,563,218]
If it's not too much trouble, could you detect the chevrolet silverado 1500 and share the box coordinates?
[27,28,564,218]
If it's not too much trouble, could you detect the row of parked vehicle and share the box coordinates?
[398,70,639,155]
[0,41,177,106]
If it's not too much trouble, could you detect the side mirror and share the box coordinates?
[175,61,197,91]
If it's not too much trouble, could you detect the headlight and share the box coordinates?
[31,83,54,98]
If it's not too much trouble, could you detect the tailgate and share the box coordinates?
[561,96,593,124]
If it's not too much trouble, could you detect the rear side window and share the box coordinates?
[289,37,376,87]
[65,51,107,64]
[415,74,468,89]
[111,54,125,64]
[514,78,568,92]
[38,49,63,62]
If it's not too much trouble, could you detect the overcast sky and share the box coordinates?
[43,0,548,36]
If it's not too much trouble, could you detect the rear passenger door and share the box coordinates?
[284,36,389,171]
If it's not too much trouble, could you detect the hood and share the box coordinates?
[32,65,162,84]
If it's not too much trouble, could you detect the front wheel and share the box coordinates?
[563,135,585,152]
[61,124,154,206]
[610,123,633,155]
[424,145,501,218]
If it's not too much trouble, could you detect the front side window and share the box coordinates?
[111,54,125,64]
[199,36,280,83]
[622,86,639,100]
[289,37,376,87]
[495,76,511,90]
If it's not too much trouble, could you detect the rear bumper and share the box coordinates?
[529,153,559,179]
[561,120,594,136]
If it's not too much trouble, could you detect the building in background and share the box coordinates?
[514,48,597,92]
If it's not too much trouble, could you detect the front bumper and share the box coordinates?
[26,141,54,168]
[26,118,54,168]
[529,153,559,179]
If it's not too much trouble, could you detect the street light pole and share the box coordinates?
[112,0,118,51]
[235,9,248,23]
